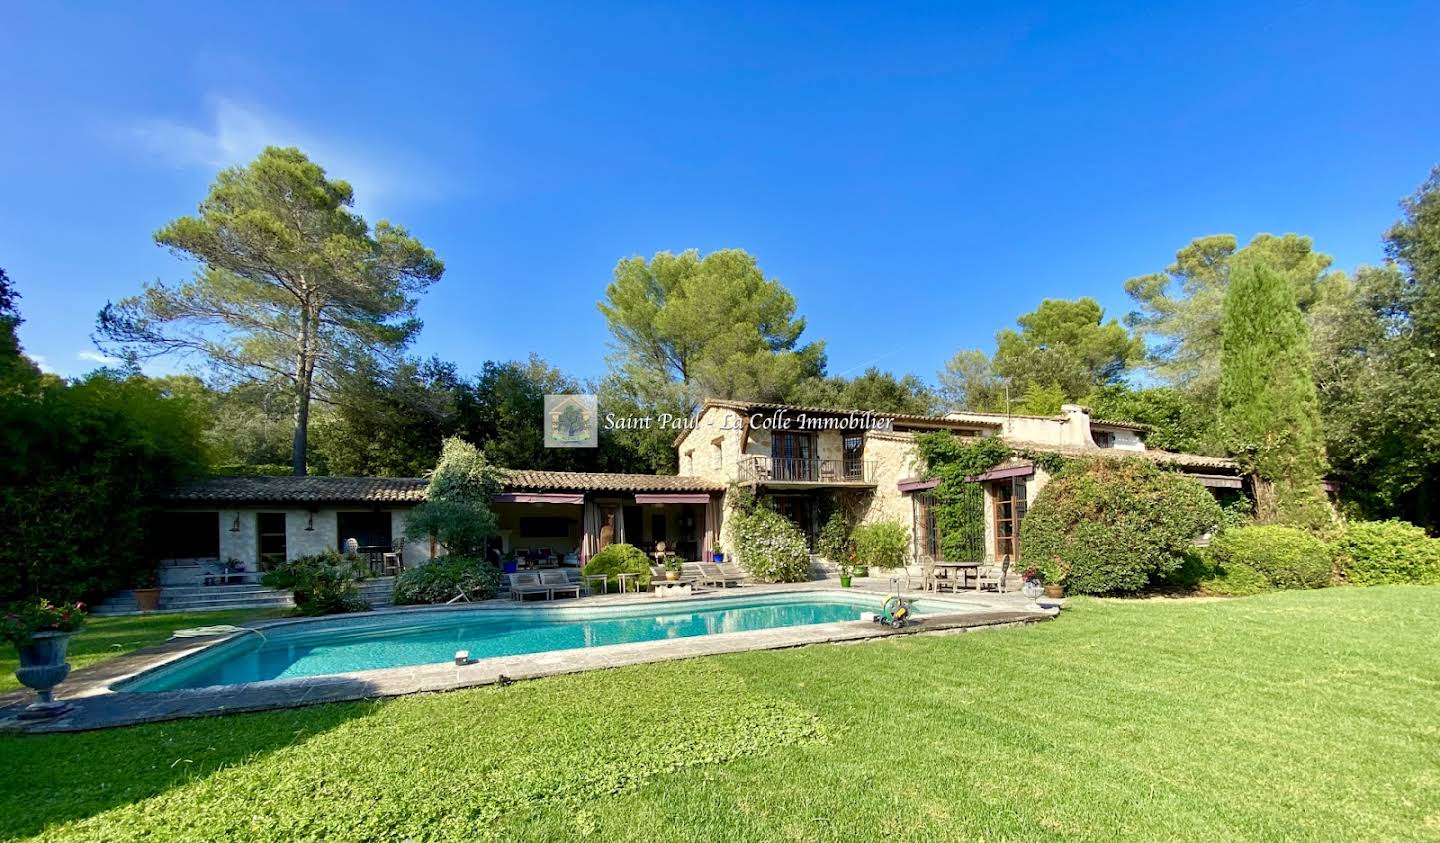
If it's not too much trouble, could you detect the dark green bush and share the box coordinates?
[1204,525,1332,591]
[393,556,503,604]
[1333,520,1440,586]
[1197,559,1274,596]
[260,551,370,615]
[1020,457,1223,594]
[816,510,853,566]
[582,543,652,590]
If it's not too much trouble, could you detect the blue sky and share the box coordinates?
[2,1,1436,383]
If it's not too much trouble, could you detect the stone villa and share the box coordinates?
[150,399,1241,605]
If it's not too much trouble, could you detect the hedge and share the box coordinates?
[1020,457,1222,595]
[1333,520,1440,586]
[393,556,503,605]
[1201,525,1332,593]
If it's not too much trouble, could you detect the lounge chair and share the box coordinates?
[716,561,750,586]
[539,570,580,599]
[698,562,741,588]
[508,572,552,602]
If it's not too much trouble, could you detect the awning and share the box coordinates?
[1190,474,1244,490]
[492,492,585,505]
[633,493,712,504]
[897,478,941,493]
[965,462,1035,483]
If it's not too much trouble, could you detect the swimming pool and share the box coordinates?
[118,591,980,692]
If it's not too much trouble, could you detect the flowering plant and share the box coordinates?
[1,599,88,646]
[1020,566,1045,584]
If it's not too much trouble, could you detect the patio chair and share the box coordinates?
[508,572,552,602]
[698,562,741,588]
[716,561,750,585]
[539,570,580,600]
[975,560,1010,594]
[918,555,937,593]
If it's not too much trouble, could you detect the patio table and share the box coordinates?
[581,574,609,595]
[932,561,980,591]
[614,572,641,593]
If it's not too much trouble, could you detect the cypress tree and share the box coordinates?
[1218,261,1332,528]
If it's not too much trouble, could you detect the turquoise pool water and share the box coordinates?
[119,592,975,692]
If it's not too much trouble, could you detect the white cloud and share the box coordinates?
[78,350,121,365]
[116,96,447,209]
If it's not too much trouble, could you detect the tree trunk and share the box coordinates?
[291,303,315,476]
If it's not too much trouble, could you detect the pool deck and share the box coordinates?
[0,578,1058,734]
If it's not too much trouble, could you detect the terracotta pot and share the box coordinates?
[134,587,162,612]
[1043,584,1064,599]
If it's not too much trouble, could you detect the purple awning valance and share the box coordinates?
[633,493,712,504]
[897,478,941,493]
[492,492,585,505]
[964,462,1035,483]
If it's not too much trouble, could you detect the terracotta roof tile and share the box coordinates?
[170,470,724,504]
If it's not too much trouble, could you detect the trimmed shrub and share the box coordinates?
[393,556,503,605]
[1204,525,1332,591]
[816,510,853,565]
[1334,520,1440,586]
[582,543,651,591]
[1020,457,1223,595]
[1198,560,1273,596]
[732,498,811,583]
[260,551,370,615]
[852,522,909,572]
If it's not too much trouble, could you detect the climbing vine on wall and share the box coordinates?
[912,433,1012,561]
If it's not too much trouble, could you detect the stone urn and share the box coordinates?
[14,631,75,720]
[1021,578,1044,610]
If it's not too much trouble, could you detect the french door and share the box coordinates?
[770,431,816,481]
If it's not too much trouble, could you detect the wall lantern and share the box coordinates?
[305,510,316,532]
[229,514,241,533]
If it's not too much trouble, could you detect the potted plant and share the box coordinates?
[664,555,682,581]
[133,569,161,612]
[1,599,87,719]
[838,551,857,588]
[1043,561,1068,599]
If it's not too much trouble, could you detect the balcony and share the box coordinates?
[737,455,876,486]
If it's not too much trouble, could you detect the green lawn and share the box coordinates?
[0,609,285,695]
[2,587,1437,842]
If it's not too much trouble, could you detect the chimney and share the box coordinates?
[1059,404,1093,448]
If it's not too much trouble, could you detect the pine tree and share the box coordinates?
[1218,261,1331,528]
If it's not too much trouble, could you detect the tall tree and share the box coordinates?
[97,146,444,475]
[598,249,824,412]
[1218,262,1330,528]
[936,349,1005,412]
[790,367,936,415]
[1085,384,1216,454]
[992,297,1141,401]
[1125,233,1344,397]
[1315,167,1440,529]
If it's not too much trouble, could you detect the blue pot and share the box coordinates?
[502,561,518,574]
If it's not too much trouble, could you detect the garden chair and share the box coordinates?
[717,560,750,585]
[699,562,741,588]
[975,560,1010,594]
[508,572,552,602]
[918,555,936,592]
[539,570,580,600]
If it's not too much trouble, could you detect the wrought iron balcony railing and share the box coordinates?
[738,455,876,484]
